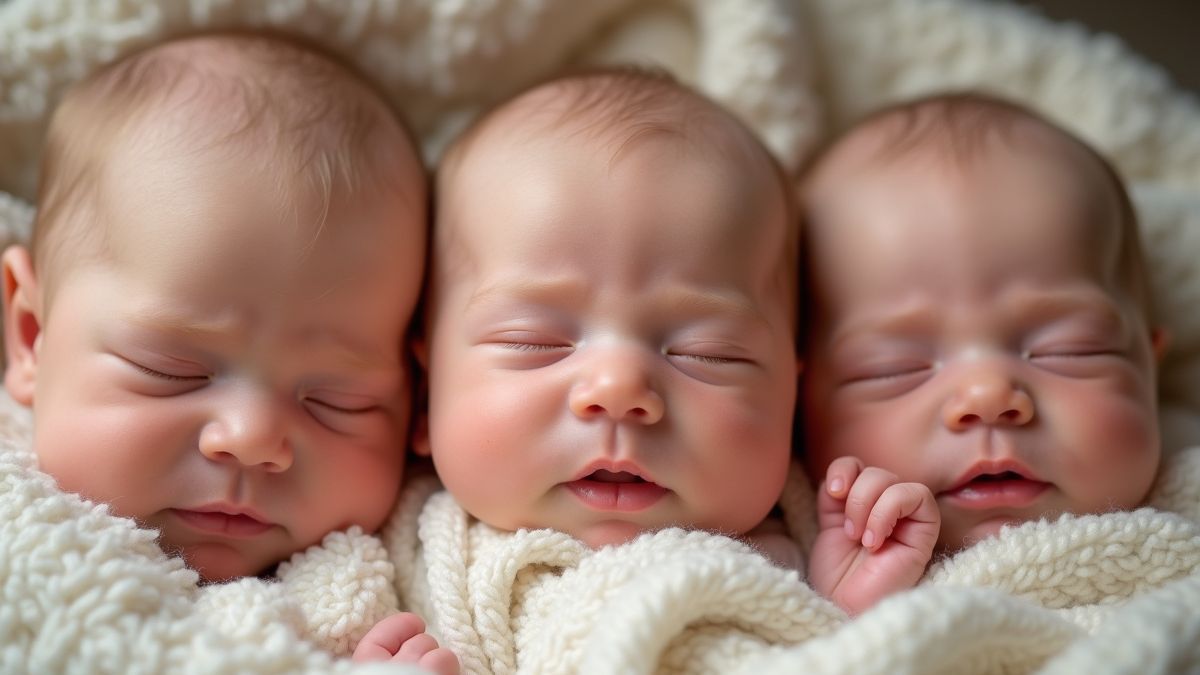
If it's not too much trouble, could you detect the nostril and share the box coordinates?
[629,407,646,418]
[1000,409,1021,422]
[586,404,605,415]
[959,413,981,425]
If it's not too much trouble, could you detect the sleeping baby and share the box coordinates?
[799,92,1168,610]
[1,31,453,672]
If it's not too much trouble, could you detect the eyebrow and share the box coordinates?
[466,278,591,312]
[828,290,1126,349]
[126,310,395,371]
[467,279,768,325]
[125,308,245,341]
[1004,290,1125,326]
[827,304,936,352]
[298,329,398,371]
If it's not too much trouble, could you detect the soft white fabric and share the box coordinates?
[2,0,1199,673]
[383,450,1200,675]
[0,394,422,674]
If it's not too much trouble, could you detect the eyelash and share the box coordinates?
[843,365,931,386]
[672,353,738,365]
[306,398,376,415]
[133,363,208,382]
[1028,349,1115,359]
[501,342,567,352]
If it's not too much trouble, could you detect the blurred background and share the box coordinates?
[1011,0,1199,94]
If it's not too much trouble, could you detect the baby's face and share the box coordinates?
[801,137,1161,551]
[422,127,798,548]
[26,142,425,581]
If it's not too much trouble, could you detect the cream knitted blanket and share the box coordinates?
[382,450,1200,675]
[2,0,1200,673]
[0,393,422,673]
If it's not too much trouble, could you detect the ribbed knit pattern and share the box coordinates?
[382,448,1200,675]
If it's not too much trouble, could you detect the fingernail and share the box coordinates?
[828,477,844,493]
[843,518,854,537]
[861,530,876,548]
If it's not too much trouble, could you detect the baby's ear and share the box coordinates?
[409,337,431,457]
[2,246,41,405]
[411,411,431,457]
[1151,326,1171,364]
[411,337,429,369]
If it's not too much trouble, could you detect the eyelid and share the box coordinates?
[842,362,931,385]
[1027,348,1119,359]
[483,330,572,349]
[1025,336,1122,358]
[127,359,210,382]
[666,350,749,365]
[502,342,569,352]
[305,397,378,414]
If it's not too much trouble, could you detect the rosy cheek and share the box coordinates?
[818,396,925,477]
[1039,382,1160,508]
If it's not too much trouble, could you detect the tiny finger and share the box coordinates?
[824,456,865,497]
[420,647,461,675]
[396,633,442,663]
[864,482,936,551]
[353,613,427,661]
[842,466,900,543]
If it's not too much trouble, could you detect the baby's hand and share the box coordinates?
[352,612,459,675]
[807,457,940,616]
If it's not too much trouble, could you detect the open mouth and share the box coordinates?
[969,470,1025,483]
[566,470,667,512]
[586,469,647,484]
[940,469,1049,509]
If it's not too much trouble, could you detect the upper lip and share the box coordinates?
[178,502,273,525]
[940,459,1044,494]
[569,459,659,485]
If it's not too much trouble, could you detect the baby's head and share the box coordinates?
[419,68,799,548]
[799,93,1165,551]
[2,33,427,581]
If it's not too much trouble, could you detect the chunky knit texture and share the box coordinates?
[381,451,1200,675]
[1,0,1199,673]
[0,395,422,674]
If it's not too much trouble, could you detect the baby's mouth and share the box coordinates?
[939,469,1051,509]
[969,470,1025,483]
[565,469,667,512]
[586,469,646,484]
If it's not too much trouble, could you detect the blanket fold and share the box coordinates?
[383,449,1200,675]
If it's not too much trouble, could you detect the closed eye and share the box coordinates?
[305,398,378,415]
[668,352,745,365]
[1028,349,1118,359]
[500,342,569,352]
[130,362,209,382]
[845,364,931,384]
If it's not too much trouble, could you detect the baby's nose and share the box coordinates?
[942,367,1034,432]
[199,393,293,472]
[568,347,664,424]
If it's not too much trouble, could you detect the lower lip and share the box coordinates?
[565,480,668,512]
[939,479,1050,509]
[172,509,274,537]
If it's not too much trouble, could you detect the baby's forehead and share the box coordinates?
[809,107,1125,237]
[802,119,1147,321]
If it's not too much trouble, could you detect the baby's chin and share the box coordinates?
[571,520,660,549]
[174,540,276,583]
[937,516,1025,553]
